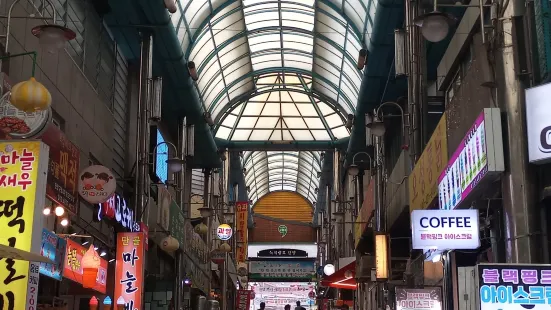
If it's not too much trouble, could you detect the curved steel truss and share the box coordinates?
[243,150,321,204]
[170,0,377,142]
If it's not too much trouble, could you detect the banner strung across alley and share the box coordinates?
[63,239,108,293]
[40,124,80,214]
[395,287,442,310]
[478,264,551,310]
[236,289,252,310]
[0,140,49,309]
[236,201,248,262]
[249,261,316,281]
[115,232,146,310]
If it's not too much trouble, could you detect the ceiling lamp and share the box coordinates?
[31,24,76,54]
[323,264,335,276]
[10,77,51,112]
[413,11,456,42]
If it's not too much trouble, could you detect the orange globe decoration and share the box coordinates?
[81,246,101,288]
[9,77,52,112]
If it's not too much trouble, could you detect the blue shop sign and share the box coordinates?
[478,264,551,310]
[40,229,67,281]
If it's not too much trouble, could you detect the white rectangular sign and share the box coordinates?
[411,209,480,250]
[526,83,551,164]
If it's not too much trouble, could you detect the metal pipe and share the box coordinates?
[375,136,385,231]
[135,33,153,223]
[496,2,539,263]
[326,184,332,261]
[204,168,212,296]
[173,117,187,310]
[222,251,229,310]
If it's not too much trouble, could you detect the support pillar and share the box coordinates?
[204,168,212,296]
[496,0,540,263]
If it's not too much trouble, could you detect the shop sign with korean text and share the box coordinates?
[93,193,138,232]
[236,290,252,310]
[438,108,504,210]
[525,83,551,164]
[63,239,107,293]
[249,261,316,281]
[184,220,208,268]
[355,181,374,247]
[409,114,447,212]
[39,228,67,281]
[0,140,49,310]
[169,199,185,246]
[395,287,442,310]
[236,201,248,262]
[477,264,551,310]
[115,232,145,310]
[40,124,80,214]
[411,209,480,250]
[257,249,308,258]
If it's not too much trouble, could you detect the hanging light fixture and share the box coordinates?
[81,246,101,288]
[194,222,208,235]
[31,24,76,54]
[219,242,231,252]
[166,156,185,173]
[413,11,456,43]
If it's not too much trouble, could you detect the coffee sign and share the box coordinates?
[93,193,138,232]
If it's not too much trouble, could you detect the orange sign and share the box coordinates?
[236,201,248,262]
[115,232,145,310]
[63,239,108,293]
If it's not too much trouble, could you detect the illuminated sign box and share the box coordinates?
[526,83,551,164]
[411,209,480,250]
[477,264,551,310]
[438,108,504,210]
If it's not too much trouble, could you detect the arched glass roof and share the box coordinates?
[243,151,321,204]
[170,0,376,141]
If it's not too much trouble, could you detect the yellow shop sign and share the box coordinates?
[0,140,49,309]
[409,114,448,212]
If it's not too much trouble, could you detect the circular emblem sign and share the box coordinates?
[78,165,116,204]
[0,92,51,139]
[216,224,233,241]
[308,291,316,299]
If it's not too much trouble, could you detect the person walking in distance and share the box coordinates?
[285,304,291,310]
[295,301,306,310]
[259,302,266,310]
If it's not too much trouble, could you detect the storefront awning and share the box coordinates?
[321,261,357,289]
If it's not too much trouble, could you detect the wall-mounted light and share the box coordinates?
[357,49,367,70]
[413,11,456,42]
[60,218,69,227]
[188,61,198,81]
[31,25,76,54]
[345,114,354,129]
[54,205,65,217]
[323,264,335,276]
[43,206,51,215]
[375,233,389,281]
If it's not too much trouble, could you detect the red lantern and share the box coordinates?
[82,246,101,288]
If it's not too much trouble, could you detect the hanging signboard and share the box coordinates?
[438,108,504,210]
[0,140,49,309]
[236,201,248,262]
[355,181,374,247]
[115,232,146,310]
[0,95,51,139]
[249,261,316,281]
[78,165,116,204]
[477,264,551,310]
[156,185,171,231]
[40,124,80,214]
[236,290,252,310]
[63,239,108,293]
[217,224,233,241]
[257,249,308,258]
[39,229,67,281]
[395,287,442,310]
[93,193,138,232]
[409,113,448,212]
[411,209,480,250]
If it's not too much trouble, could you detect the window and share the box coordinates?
[155,130,168,184]
[40,0,116,111]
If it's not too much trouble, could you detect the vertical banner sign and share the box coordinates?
[40,125,80,214]
[355,181,374,247]
[236,201,248,263]
[236,290,252,310]
[409,114,448,212]
[395,287,442,310]
[0,140,49,310]
[477,264,551,310]
[115,232,145,310]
